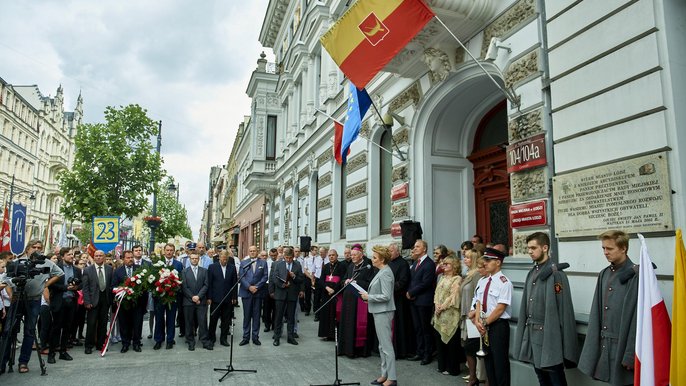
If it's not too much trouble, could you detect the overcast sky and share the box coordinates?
[0,0,272,239]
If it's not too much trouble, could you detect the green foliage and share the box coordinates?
[151,176,192,242]
[74,223,92,246]
[59,104,163,223]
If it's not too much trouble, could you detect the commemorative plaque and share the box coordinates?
[553,152,673,237]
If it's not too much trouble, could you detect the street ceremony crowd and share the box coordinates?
[0,229,640,386]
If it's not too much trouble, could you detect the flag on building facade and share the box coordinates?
[635,234,671,386]
[0,205,10,252]
[45,212,53,248]
[320,0,435,89]
[333,120,345,165]
[58,222,68,248]
[671,229,686,385]
[339,83,372,165]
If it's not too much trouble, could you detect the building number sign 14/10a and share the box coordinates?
[92,216,119,253]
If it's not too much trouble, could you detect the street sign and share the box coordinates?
[10,203,27,255]
[92,216,120,253]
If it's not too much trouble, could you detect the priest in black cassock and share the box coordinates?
[387,242,415,359]
[317,248,347,340]
[338,244,377,358]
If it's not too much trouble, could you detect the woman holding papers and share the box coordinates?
[360,245,396,386]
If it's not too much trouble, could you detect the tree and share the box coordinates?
[149,176,192,242]
[59,104,163,223]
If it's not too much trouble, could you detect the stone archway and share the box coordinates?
[411,61,506,248]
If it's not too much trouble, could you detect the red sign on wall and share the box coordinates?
[506,133,547,173]
[510,200,547,228]
[391,183,409,201]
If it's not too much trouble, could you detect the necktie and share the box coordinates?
[415,258,422,271]
[482,277,493,311]
[252,259,256,272]
[287,263,292,272]
[98,266,105,290]
[193,266,197,279]
[222,265,226,279]
[127,267,132,277]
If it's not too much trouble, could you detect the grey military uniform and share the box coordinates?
[579,258,638,385]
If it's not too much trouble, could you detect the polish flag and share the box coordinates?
[635,234,671,386]
[0,205,10,252]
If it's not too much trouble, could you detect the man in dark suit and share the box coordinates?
[111,250,143,353]
[48,247,82,363]
[406,239,436,365]
[82,249,113,354]
[238,245,268,346]
[129,245,150,350]
[182,253,211,350]
[268,246,304,346]
[207,250,237,347]
[154,243,185,350]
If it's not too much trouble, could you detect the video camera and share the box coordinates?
[5,252,51,286]
[68,276,82,287]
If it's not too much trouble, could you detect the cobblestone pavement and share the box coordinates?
[0,309,462,385]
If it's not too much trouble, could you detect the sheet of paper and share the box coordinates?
[466,318,480,339]
[350,280,367,295]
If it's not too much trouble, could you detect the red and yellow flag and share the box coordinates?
[320,0,434,89]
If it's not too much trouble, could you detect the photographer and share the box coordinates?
[1,239,64,374]
[47,247,82,364]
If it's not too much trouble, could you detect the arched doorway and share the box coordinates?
[412,61,507,249]
[467,101,510,246]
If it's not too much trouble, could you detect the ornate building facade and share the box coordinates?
[225,0,684,382]
[0,76,82,247]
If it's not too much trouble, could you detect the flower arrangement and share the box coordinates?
[112,267,151,307]
[150,260,182,307]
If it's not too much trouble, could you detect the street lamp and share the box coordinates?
[6,174,37,206]
[147,121,163,255]
[167,182,179,202]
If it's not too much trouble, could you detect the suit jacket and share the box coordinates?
[49,263,82,312]
[207,262,238,303]
[408,255,436,307]
[181,265,209,306]
[367,265,396,314]
[238,258,268,298]
[82,263,113,308]
[268,260,304,301]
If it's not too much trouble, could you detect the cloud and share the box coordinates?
[0,0,272,239]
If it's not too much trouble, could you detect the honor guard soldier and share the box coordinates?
[473,247,512,386]
[513,232,578,386]
[579,230,638,385]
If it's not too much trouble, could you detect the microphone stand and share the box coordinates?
[311,268,363,386]
[213,261,257,382]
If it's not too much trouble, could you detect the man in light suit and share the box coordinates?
[406,239,436,365]
[238,245,268,346]
[268,246,304,346]
[153,243,184,350]
[207,250,237,346]
[82,249,113,354]
[182,253,211,350]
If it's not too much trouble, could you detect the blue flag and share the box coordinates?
[340,83,372,165]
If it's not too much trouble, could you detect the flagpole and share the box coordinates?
[433,16,520,109]
[367,101,406,161]
[314,109,402,160]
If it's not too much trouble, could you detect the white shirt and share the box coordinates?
[313,256,324,279]
[473,270,513,319]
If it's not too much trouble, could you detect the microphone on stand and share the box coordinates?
[353,264,371,272]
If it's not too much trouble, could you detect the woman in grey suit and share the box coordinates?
[360,245,397,386]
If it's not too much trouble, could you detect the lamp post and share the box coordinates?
[167,182,179,202]
[147,121,162,255]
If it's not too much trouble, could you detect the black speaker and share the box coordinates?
[299,236,312,252]
[400,221,422,250]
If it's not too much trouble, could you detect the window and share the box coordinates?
[252,221,262,250]
[266,115,277,160]
[379,130,392,233]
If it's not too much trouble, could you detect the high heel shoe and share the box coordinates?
[371,377,387,385]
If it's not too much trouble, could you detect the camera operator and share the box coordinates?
[1,239,64,374]
[47,247,82,364]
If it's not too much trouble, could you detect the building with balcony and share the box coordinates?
[221,0,686,383]
[0,77,82,249]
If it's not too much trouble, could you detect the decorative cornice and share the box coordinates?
[511,167,547,203]
[481,0,537,58]
[317,220,331,233]
[345,181,367,201]
[389,82,421,113]
[392,164,409,183]
[298,167,310,181]
[508,108,543,142]
[319,172,332,188]
[284,179,293,192]
[318,195,331,210]
[317,149,333,167]
[359,120,370,139]
[346,211,367,229]
[393,128,409,147]
[346,152,367,175]
[298,186,308,197]
[504,49,540,89]
[392,201,409,221]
